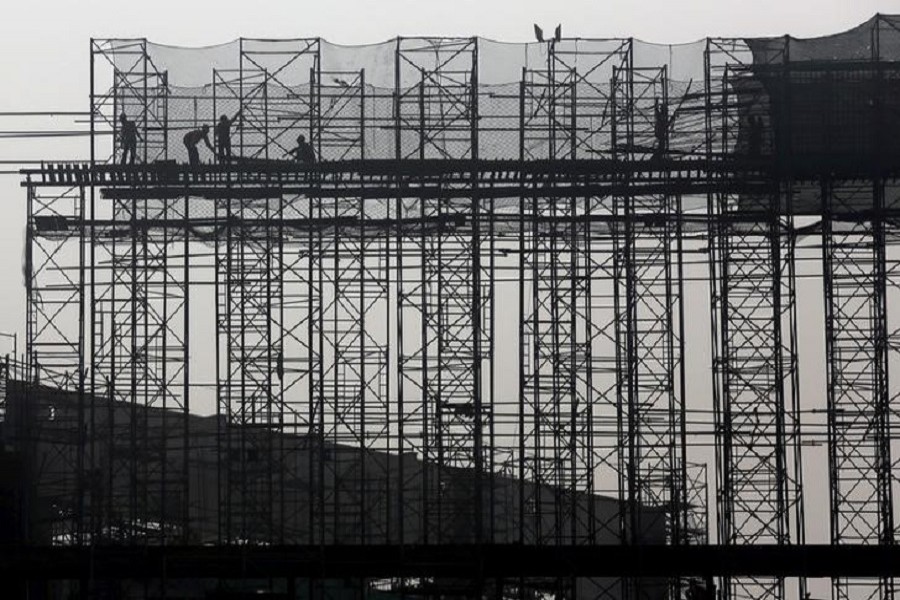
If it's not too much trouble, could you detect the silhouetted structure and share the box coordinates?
[17,15,900,600]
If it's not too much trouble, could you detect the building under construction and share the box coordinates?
[7,13,900,600]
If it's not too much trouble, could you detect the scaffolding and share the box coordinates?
[15,14,900,600]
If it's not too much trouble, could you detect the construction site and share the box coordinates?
[5,12,900,600]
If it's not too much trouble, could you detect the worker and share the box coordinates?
[119,113,139,166]
[215,111,240,163]
[285,134,317,164]
[652,101,669,160]
[183,124,214,168]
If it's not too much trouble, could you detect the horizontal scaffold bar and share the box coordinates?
[2,544,900,580]
[22,156,900,188]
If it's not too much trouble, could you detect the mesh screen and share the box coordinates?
[100,36,711,164]
[94,16,900,189]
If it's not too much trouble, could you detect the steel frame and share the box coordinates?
[822,179,895,600]
[23,28,900,600]
[705,37,805,600]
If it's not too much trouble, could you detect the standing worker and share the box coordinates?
[652,100,669,160]
[119,113,139,166]
[285,134,317,164]
[216,111,241,163]
[183,124,214,168]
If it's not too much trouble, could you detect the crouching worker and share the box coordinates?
[285,134,317,164]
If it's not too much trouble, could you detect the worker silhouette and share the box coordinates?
[119,113,139,166]
[216,111,241,163]
[652,101,669,160]
[183,124,214,168]
[285,134,316,164]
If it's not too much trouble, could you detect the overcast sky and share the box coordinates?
[1,0,899,113]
